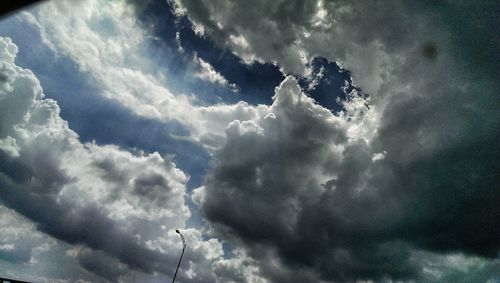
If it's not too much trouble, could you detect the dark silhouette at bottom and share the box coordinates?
[0,277,32,283]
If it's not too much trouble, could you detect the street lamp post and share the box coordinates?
[172,229,186,283]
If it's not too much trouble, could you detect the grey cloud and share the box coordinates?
[93,158,129,184]
[76,250,124,283]
[175,0,499,101]
[0,36,220,282]
[174,0,411,77]
[0,152,176,276]
[133,173,171,200]
[196,73,499,282]
[176,1,499,281]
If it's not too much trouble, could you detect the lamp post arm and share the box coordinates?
[172,230,186,283]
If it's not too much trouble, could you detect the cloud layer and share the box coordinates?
[176,0,500,281]
[1,0,498,282]
[22,0,264,149]
[195,75,499,282]
[0,36,229,282]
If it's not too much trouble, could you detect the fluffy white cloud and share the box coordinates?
[29,0,195,120]
[192,53,238,92]
[14,0,256,149]
[0,36,234,282]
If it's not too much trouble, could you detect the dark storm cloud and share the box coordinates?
[177,1,500,280]
[198,80,419,281]
[373,90,500,257]
[196,72,499,281]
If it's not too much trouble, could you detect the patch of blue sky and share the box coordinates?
[136,0,285,105]
[137,1,358,111]
[297,57,359,113]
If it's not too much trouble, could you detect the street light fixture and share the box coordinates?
[172,229,186,283]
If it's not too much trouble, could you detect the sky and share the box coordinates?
[0,0,498,282]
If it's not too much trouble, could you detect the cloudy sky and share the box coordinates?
[0,0,498,282]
